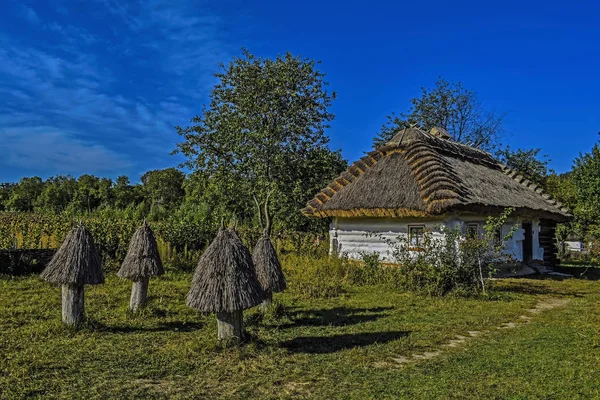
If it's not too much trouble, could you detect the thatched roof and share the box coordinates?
[304,128,570,221]
[187,228,264,313]
[40,223,104,285]
[117,222,164,281]
[252,234,286,293]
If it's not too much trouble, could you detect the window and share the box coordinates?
[466,223,479,239]
[493,227,503,247]
[409,225,425,249]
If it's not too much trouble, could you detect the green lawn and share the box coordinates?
[1,270,600,399]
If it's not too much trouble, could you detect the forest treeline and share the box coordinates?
[0,159,345,235]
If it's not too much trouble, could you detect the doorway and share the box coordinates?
[522,222,533,264]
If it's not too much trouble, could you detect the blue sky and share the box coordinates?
[1,0,599,182]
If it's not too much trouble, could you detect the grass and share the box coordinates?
[1,270,600,399]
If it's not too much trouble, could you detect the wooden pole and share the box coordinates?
[260,291,273,313]
[130,277,149,312]
[62,284,84,326]
[216,310,243,341]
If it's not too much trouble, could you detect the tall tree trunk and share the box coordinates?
[62,284,84,326]
[130,277,149,312]
[264,189,274,236]
[216,310,243,342]
[253,195,263,229]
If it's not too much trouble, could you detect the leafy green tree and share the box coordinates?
[112,175,138,209]
[5,177,44,211]
[496,146,551,187]
[141,168,185,211]
[572,141,600,237]
[38,175,77,213]
[74,175,104,213]
[0,183,14,211]
[373,78,505,150]
[546,172,578,212]
[275,147,347,231]
[98,178,113,208]
[176,49,340,234]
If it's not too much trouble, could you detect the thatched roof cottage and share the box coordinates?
[303,127,570,267]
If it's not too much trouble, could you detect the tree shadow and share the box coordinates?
[493,283,557,296]
[272,307,393,329]
[280,331,410,354]
[89,320,204,333]
[494,275,586,297]
[550,266,600,281]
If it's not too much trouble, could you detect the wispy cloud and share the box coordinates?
[20,5,40,24]
[1,127,131,175]
[0,0,246,181]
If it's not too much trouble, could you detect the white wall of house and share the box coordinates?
[329,215,543,263]
[565,241,583,252]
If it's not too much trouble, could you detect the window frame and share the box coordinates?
[493,227,503,247]
[466,222,480,239]
[408,225,426,250]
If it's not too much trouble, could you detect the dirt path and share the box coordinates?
[380,297,571,367]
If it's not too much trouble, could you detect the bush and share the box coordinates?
[281,254,347,299]
[379,209,517,296]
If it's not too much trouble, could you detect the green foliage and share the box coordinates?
[572,142,600,237]
[546,172,578,211]
[141,168,186,214]
[497,146,551,187]
[0,212,203,272]
[373,77,505,151]
[281,254,347,299]
[5,177,44,212]
[375,209,517,296]
[37,175,78,213]
[175,49,345,232]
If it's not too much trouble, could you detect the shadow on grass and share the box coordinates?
[88,320,204,333]
[494,275,587,297]
[551,265,600,281]
[281,331,410,354]
[273,307,393,329]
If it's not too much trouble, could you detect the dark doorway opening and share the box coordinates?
[522,222,533,264]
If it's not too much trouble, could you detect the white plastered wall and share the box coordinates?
[329,215,543,263]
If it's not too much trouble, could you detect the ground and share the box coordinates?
[1,267,600,399]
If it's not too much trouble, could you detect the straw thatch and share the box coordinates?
[118,222,164,281]
[40,223,104,285]
[303,127,570,221]
[252,234,286,294]
[187,228,264,313]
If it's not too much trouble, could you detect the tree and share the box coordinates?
[0,183,15,211]
[141,168,185,211]
[5,177,44,211]
[572,141,600,237]
[496,146,551,187]
[112,175,137,209]
[545,172,578,212]
[175,49,340,234]
[38,175,77,213]
[73,175,106,213]
[373,78,505,150]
